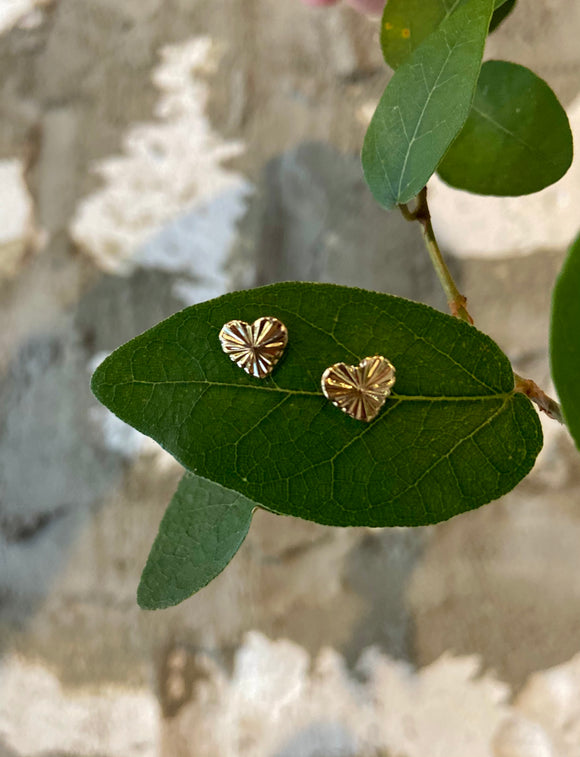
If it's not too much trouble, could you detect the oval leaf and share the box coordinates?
[92,283,542,528]
[381,0,507,70]
[438,61,573,196]
[551,233,580,450]
[363,0,494,210]
[138,474,255,609]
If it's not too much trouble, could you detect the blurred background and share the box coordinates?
[1,0,580,755]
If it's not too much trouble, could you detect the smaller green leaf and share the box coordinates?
[381,0,507,70]
[138,474,255,610]
[489,0,516,32]
[551,233,580,450]
[364,0,494,210]
[380,0,447,71]
[438,61,573,197]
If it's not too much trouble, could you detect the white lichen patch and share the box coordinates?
[0,655,160,756]
[0,158,35,279]
[135,182,250,306]
[0,159,31,245]
[512,653,580,756]
[428,93,580,259]
[165,634,580,757]
[4,633,580,756]
[0,0,48,33]
[71,37,251,288]
[168,632,513,757]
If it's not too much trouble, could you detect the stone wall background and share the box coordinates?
[0,1,579,755]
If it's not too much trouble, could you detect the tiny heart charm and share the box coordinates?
[219,316,288,378]
[321,355,396,422]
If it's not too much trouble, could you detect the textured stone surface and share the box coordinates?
[0,0,579,755]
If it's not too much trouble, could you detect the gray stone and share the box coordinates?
[239,141,454,312]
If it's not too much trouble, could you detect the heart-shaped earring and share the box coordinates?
[219,316,288,378]
[321,355,396,422]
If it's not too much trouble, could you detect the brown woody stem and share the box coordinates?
[513,373,564,424]
[400,187,564,424]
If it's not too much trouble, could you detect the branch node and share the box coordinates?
[514,374,564,425]
[398,188,563,426]
[449,295,474,325]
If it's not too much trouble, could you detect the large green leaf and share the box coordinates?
[380,0,507,70]
[362,0,494,210]
[92,283,542,528]
[138,473,255,609]
[551,233,580,450]
[438,61,573,196]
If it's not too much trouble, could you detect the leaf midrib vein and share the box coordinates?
[107,378,513,403]
[442,0,463,17]
[471,103,538,154]
[396,40,457,198]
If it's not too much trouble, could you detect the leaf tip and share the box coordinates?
[137,574,171,611]
[89,352,109,402]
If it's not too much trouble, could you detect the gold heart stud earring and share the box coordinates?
[321,355,396,422]
[219,317,288,378]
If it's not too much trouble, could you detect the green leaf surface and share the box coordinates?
[381,0,507,70]
[489,0,516,32]
[363,0,494,210]
[551,233,580,450]
[438,61,573,196]
[92,283,542,528]
[138,473,255,609]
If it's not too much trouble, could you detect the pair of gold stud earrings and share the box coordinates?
[219,316,396,423]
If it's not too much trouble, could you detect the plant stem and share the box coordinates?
[400,187,473,324]
[399,187,565,425]
[514,373,564,424]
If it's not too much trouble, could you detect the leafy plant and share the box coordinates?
[551,233,580,451]
[92,0,579,609]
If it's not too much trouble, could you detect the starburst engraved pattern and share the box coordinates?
[219,317,288,378]
[321,355,396,422]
